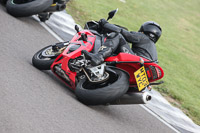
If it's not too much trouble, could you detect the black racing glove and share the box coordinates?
[99,18,108,27]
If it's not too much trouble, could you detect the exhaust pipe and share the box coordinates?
[111,92,152,105]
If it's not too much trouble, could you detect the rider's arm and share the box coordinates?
[120,29,143,43]
[102,23,122,33]
[99,19,121,33]
[99,19,143,43]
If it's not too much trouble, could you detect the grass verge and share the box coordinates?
[66,0,200,125]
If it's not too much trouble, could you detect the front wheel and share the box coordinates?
[32,45,59,70]
[75,67,130,105]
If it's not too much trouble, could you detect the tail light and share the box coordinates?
[147,65,162,80]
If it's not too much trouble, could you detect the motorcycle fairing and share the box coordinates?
[105,53,164,85]
[50,30,96,89]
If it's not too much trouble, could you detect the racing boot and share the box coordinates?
[82,46,112,66]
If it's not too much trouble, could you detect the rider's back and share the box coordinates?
[121,29,158,62]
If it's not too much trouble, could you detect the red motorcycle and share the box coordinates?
[32,9,164,105]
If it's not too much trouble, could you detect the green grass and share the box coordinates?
[66,0,200,125]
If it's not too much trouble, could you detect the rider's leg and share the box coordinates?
[82,32,120,66]
[82,32,135,66]
[115,34,135,55]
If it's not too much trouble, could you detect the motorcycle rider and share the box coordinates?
[82,19,162,66]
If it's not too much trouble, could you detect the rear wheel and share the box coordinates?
[32,45,60,70]
[75,67,130,105]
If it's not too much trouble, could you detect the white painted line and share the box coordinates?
[32,15,64,42]
[40,21,64,42]
[140,105,180,133]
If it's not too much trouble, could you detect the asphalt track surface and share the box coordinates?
[0,5,176,133]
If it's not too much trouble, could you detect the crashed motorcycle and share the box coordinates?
[32,9,164,105]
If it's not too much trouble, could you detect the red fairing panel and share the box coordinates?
[51,30,96,89]
[105,53,164,85]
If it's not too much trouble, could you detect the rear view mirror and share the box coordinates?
[107,8,118,21]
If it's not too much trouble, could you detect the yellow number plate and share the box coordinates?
[134,66,149,91]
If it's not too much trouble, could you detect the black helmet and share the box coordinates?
[139,21,162,43]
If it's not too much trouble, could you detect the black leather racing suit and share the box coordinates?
[82,20,158,66]
[102,21,158,62]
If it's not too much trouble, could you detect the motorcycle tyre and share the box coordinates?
[0,0,7,4]
[75,67,130,105]
[32,45,57,70]
[6,0,53,17]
